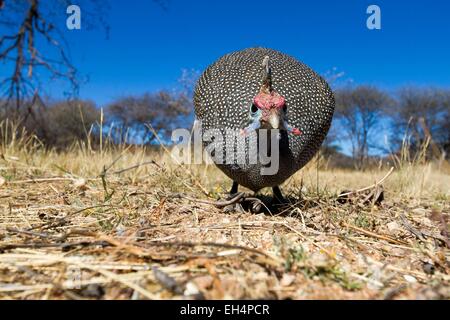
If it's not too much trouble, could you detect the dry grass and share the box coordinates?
[0,123,449,300]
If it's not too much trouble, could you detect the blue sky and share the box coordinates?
[32,0,450,105]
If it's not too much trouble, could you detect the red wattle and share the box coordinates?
[292,128,302,136]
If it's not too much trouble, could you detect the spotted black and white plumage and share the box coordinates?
[194,47,334,192]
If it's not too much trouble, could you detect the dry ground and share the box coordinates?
[0,137,449,299]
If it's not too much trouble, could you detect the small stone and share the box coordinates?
[403,275,417,283]
[115,224,126,236]
[310,251,329,268]
[422,262,435,275]
[387,221,400,233]
[411,208,427,216]
[79,284,105,298]
[184,281,200,296]
[280,274,296,286]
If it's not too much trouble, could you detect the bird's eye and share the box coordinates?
[250,104,258,114]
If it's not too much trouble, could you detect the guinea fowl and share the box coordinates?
[193,47,335,204]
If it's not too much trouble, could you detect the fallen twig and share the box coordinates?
[174,192,245,208]
[343,222,408,246]
[113,160,159,175]
[9,177,88,184]
[152,266,184,295]
[338,167,394,198]
[399,214,426,241]
[0,240,110,252]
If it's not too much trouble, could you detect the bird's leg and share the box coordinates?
[272,186,287,204]
[229,181,239,196]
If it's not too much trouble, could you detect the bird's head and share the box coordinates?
[253,90,285,129]
[241,56,302,136]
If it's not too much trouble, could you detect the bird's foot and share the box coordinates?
[223,202,245,213]
[221,193,264,213]
[222,192,244,213]
[249,199,263,213]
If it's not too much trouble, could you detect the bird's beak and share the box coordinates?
[268,112,280,129]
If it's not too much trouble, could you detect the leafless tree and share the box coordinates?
[106,91,191,145]
[0,1,110,114]
[320,68,350,158]
[391,87,450,159]
[334,85,393,169]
